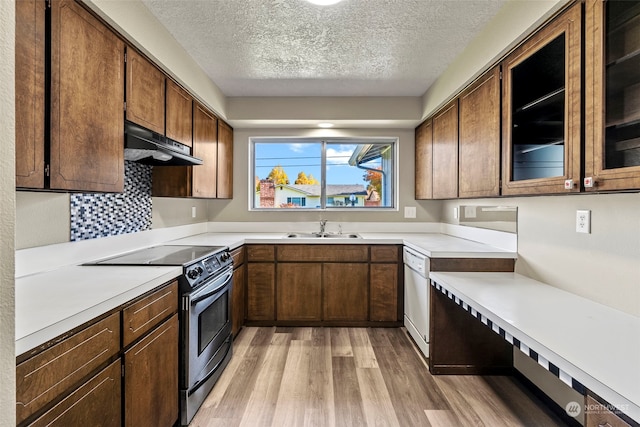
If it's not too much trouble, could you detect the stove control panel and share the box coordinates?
[183,249,232,289]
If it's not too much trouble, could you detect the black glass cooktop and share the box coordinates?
[92,245,225,266]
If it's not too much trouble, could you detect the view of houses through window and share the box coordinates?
[251,138,396,210]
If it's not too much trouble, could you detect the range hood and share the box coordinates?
[124,121,203,166]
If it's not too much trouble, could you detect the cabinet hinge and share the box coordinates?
[124,101,127,111]
[121,364,125,378]
[499,71,503,80]
[46,0,51,9]
[44,164,50,177]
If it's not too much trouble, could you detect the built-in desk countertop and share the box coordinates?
[429,271,640,423]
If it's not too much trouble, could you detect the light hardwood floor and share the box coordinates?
[190,327,568,427]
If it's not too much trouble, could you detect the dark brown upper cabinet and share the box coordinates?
[458,66,501,198]
[585,0,640,191]
[415,119,433,200]
[125,48,165,135]
[49,0,125,192]
[432,99,459,199]
[16,0,125,192]
[153,102,218,198]
[165,79,193,147]
[501,3,582,196]
[216,120,234,199]
[15,0,45,189]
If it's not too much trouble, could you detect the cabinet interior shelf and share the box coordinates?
[515,87,565,114]
[516,139,564,154]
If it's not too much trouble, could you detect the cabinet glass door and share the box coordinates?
[510,34,566,181]
[502,3,581,195]
[603,1,640,169]
[586,0,640,191]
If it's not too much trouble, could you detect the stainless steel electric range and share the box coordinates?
[91,245,233,425]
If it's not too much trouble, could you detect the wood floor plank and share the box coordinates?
[424,409,462,427]
[332,356,366,427]
[196,327,258,412]
[238,332,292,427]
[202,328,276,420]
[349,328,378,368]
[271,340,313,426]
[307,328,336,427]
[368,329,442,426]
[330,327,353,357]
[194,327,569,427]
[356,367,401,427]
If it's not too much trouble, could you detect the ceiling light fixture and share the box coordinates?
[306,0,343,6]
[318,122,334,128]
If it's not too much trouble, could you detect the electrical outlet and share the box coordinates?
[453,207,459,219]
[576,210,590,234]
[192,206,197,218]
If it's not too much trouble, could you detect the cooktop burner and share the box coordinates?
[91,245,226,266]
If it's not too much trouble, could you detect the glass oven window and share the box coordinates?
[198,292,228,355]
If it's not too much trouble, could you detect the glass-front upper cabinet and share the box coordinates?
[501,3,582,195]
[585,0,640,191]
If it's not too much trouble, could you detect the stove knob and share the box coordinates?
[187,267,202,280]
[221,252,230,261]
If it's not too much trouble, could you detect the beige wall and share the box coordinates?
[1,0,16,424]
[207,127,442,224]
[444,194,640,317]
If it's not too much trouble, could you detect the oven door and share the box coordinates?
[183,266,233,389]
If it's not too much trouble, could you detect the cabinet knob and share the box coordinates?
[584,177,596,188]
[564,179,575,190]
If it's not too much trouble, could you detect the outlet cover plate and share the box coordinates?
[576,210,590,234]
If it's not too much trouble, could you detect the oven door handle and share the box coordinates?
[191,269,233,305]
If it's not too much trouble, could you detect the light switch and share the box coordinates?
[404,206,417,218]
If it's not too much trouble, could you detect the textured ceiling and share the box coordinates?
[141,0,507,97]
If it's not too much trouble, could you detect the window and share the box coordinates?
[251,138,396,210]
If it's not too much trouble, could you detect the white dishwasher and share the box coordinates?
[403,247,430,358]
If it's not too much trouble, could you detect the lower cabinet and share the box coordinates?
[277,263,322,321]
[28,360,121,427]
[247,262,276,321]
[232,263,246,335]
[16,281,179,427]
[370,263,398,322]
[245,244,401,325]
[124,313,179,427]
[323,263,369,321]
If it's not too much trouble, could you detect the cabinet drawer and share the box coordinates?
[247,245,275,261]
[585,395,630,427]
[277,245,368,262]
[16,312,120,424]
[371,245,399,262]
[123,281,178,347]
[231,246,245,266]
[27,359,121,427]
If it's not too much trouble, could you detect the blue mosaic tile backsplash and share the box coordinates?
[70,161,152,241]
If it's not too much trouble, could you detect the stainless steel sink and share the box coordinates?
[285,232,360,239]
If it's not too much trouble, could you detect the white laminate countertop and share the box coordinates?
[15,230,516,357]
[15,265,181,357]
[167,232,517,258]
[429,271,640,422]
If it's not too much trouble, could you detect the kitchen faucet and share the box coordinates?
[319,219,328,234]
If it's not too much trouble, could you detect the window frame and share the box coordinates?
[249,137,398,212]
